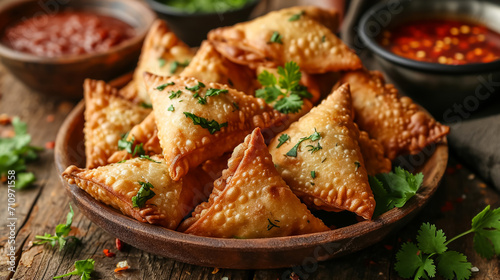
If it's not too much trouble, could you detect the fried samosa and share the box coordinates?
[84,79,151,169]
[145,74,287,181]
[340,70,450,160]
[62,156,206,229]
[269,84,376,220]
[208,6,361,73]
[179,128,329,238]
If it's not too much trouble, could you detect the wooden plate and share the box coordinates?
[55,75,448,269]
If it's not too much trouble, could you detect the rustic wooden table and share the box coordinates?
[1,0,500,278]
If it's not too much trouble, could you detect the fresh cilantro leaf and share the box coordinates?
[285,141,302,157]
[140,155,161,163]
[416,257,436,279]
[274,94,303,114]
[140,102,153,109]
[471,205,500,259]
[185,82,206,92]
[278,61,301,91]
[417,223,448,254]
[0,117,42,189]
[53,258,94,280]
[169,90,182,99]
[321,35,326,42]
[309,129,321,141]
[168,105,175,112]
[306,142,322,154]
[276,134,290,148]
[183,112,228,134]
[132,182,156,208]
[437,251,472,280]
[117,133,144,157]
[170,60,189,74]
[311,171,316,179]
[34,204,80,250]
[285,129,321,157]
[290,84,313,99]
[158,58,166,68]
[133,143,145,157]
[255,86,281,104]
[395,242,423,279]
[269,31,283,44]
[205,88,228,97]
[289,10,305,21]
[156,82,175,91]
[369,167,424,216]
[257,70,277,87]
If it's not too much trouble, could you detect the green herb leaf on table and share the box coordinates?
[53,258,95,280]
[437,251,472,280]
[471,205,500,259]
[132,182,156,208]
[183,112,228,134]
[276,134,290,148]
[34,204,80,250]
[0,117,43,189]
[417,223,448,254]
[369,166,423,216]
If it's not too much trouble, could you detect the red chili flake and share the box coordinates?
[446,167,456,174]
[46,114,55,123]
[1,175,7,182]
[384,244,393,251]
[114,266,129,273]
[116,238,124,251]
[455,197,464,203]
[103,249,115,257]
[416,250,421,256]
[455,164,463,169]
[0,114,12,125]
[441,201,454,212]
[45,141,55,149]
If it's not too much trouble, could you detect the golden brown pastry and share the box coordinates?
[123,20,194,103]
[145,74,287,181]
[358,130,392,176]
[180,40,259,94]
[84,79,151,169]
[269,84,375,220]
[340,70,450,160]
[208,6,361,73]
[179,128,329,238]
[62,156,206,229]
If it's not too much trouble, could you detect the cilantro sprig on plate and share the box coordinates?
[395,205,500,279]
[256,61,312,114]
[0,117,43,189]
[34,204,80,250]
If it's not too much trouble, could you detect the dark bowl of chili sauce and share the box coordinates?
[0,0,156,99]
[359,0,500,119]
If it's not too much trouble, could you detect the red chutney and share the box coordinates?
[380,19,500,65]
[2,11,135,57]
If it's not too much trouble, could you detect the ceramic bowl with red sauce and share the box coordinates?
[0,0,156,99]
[359,0,500,119]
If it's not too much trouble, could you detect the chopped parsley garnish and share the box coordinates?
[169,90,182,99]
[306,142,322,154]
[170,60,190,74]
[185,81,206,92]
[183,112,228,134]
[117,159,127,163]
[289,10,305,21]
[369,167,423,217]
[194,88,228,105]
[395,205,500,280]
[0,117,42,189]
[117,133,145,157]
[140,155,161,163]
[168,105,175,112]
[354,161,361,171]
[256,61,312,114]
[34,204,80,250]
[158,58,166,68]
[311,171,316,179]
[156,82,175,91]
[322,35,326,42]
[276,134,290,148]
[53,258,94,280]
[140,102,153,109]
[269,31,283,44]
[267,218,281,230]
[205,88,228,97]
[132,182,156,208]
[286,128,321,157]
